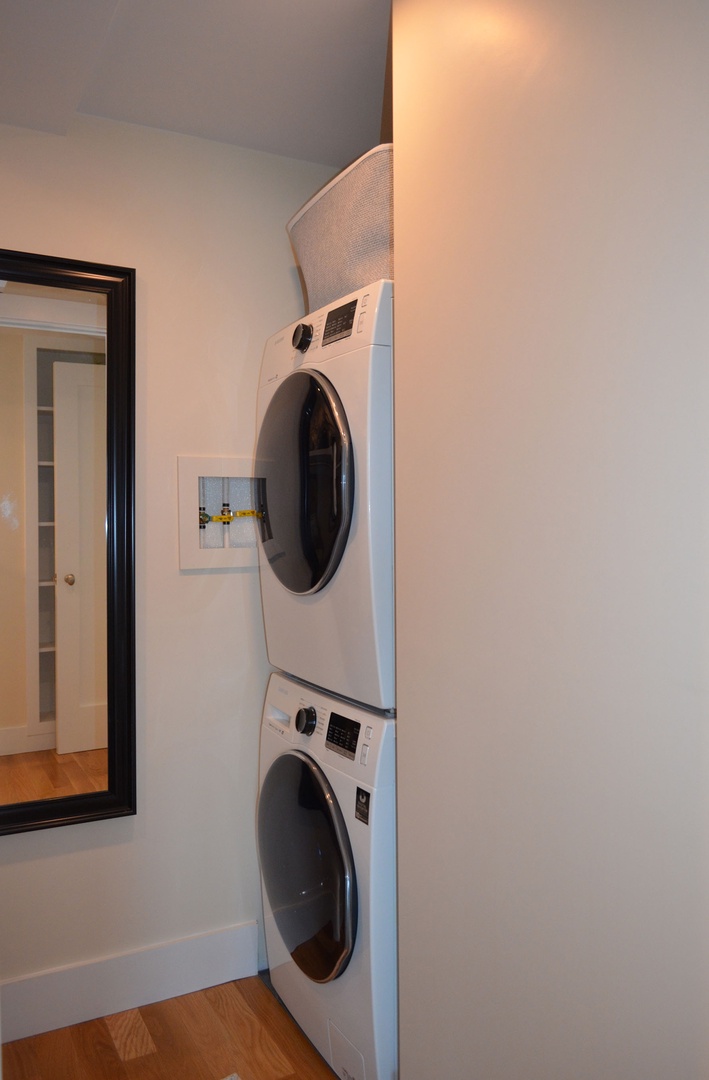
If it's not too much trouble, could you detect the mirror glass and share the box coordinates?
[0,250,135,834]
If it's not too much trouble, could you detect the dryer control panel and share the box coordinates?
[322,298,358,346]
[257,279,393,390]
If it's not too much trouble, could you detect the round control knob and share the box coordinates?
[292,323,313,352]
[295,706,317,736]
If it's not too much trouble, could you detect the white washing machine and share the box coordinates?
[257,671,397,1080]
[254,280,394,711]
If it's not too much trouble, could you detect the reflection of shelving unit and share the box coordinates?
[36,361,57,724]
[37,406,56,722]
[21,346,58,746]
[22,342,105,749]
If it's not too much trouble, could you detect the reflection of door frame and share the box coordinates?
[0,332,105,757]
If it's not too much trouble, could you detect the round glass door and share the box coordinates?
[255,370,353,595]
[257,750,358,983]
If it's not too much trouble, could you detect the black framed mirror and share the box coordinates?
[0,249,135,834]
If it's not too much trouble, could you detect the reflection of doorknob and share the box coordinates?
[64,573,76,586]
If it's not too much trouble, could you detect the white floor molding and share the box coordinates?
[0,725,56,756]
[1,921,258,1043]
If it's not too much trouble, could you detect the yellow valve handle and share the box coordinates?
[200,510,263,525]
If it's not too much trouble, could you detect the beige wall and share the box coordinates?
[0,116,332,980]
[0,332,27,730]
[394,1,709,1077]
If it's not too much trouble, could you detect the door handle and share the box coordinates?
[64,573,76,586]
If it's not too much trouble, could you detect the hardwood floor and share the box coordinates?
[2,976,337,1080]
[0,747,108,806]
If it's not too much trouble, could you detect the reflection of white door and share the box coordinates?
[54,363,107,754]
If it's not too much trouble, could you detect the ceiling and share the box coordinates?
[0,0,391,168]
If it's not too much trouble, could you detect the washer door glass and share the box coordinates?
[258,750,358,983]
[256,370,353,595]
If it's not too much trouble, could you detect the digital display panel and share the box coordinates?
[326,711,361,760]
[322,298,358,346]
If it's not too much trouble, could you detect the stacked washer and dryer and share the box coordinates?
[253,146,397,1080]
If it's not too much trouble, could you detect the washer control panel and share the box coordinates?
[325,712,361,760]
[262,673,394,782]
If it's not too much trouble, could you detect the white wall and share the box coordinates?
[0,117,332,1018]
[393,1,709,1077]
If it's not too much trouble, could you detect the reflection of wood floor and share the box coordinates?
[0,747,108,806]
[2,975,337,1079]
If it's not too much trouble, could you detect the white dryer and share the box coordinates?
[255,280,394,711]
[257,671,397,1080]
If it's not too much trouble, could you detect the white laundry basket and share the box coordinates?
[287,143,393,313]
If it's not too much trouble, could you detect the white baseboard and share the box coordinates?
[0,725,56,756]
[1,920,258,1043]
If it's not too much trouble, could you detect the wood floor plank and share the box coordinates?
[75,747,109,777]
[0,758,41,804]
[235,978,337,1080]
[21,1026,93,1080]
[60,758,103,794]
[0,748,108,805]
[105,1009,157,1062]
[1,1038,42,1080]
[2,977,337,1080]
[133,998,214,1080]
[69,1019,130,1080]
[168,989,247,1079]
[204,981,295,1080]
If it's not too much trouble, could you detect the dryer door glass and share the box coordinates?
[255,370,353,595]
[257,750,358,983]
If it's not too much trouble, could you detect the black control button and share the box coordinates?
[295,706,317,736]
[292,323,313,352]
